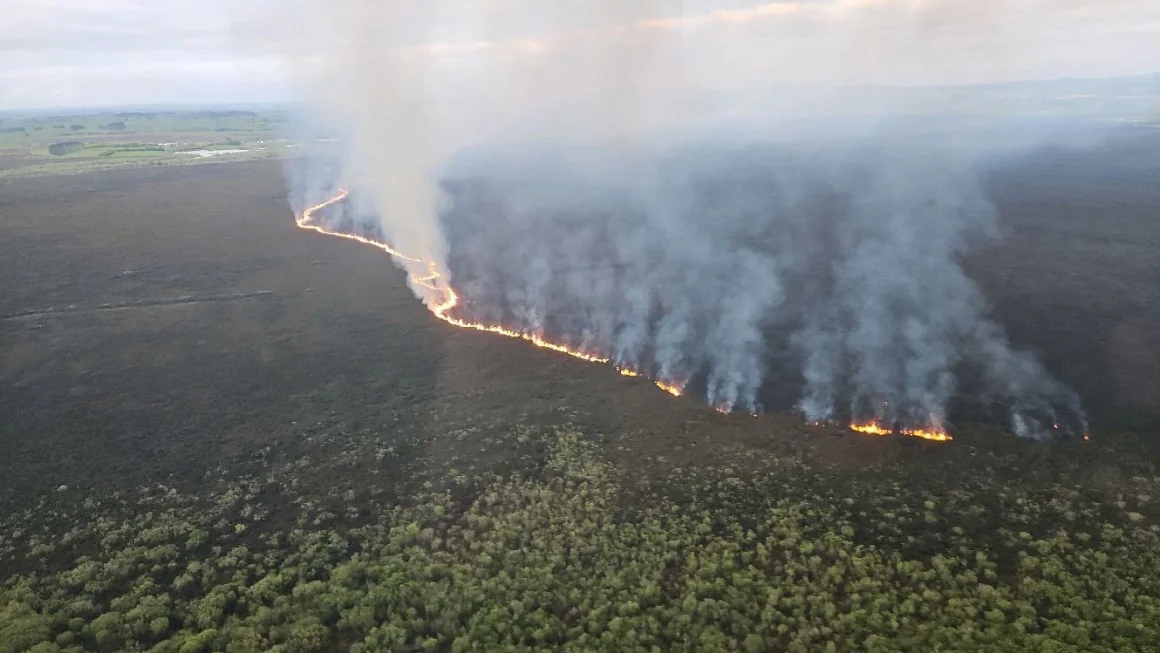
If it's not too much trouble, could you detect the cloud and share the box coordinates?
[399,0,1160,86]
[1,0,226,53]
[2,0,1158,109]
[0,0,282,108]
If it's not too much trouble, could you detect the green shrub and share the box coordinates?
[1,429,1158,652]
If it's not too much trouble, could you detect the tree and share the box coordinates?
[0,601,52,653]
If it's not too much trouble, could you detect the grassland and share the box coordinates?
[0,110,294,179]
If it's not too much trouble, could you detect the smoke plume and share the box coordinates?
[236,0,1159,438]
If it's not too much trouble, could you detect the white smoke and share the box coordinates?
[437,142,1090,436]
[233,0,1159,437]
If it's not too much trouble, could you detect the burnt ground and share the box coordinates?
[976,127,1160,432]
[0,137,1158,510]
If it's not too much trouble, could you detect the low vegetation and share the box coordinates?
[47,142,84,156]
[2,424,1157,653]
[0,110,293,179]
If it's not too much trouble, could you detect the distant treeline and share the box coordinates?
[113,110,259,119]
[37,110,260,123]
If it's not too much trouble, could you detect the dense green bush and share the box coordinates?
[1,429,1157,652]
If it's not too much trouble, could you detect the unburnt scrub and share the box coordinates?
[2,428,1159,653]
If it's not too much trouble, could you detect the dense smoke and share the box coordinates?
[230,0,1157,438]
[439,141,1087,436]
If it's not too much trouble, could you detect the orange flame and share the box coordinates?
[850,421,952,441]
[297,187,424,264]
[302,188,955,444]
[899,427,953,442]
[850,422,891,437]
[299,188,615,366]
[654,380,684,397]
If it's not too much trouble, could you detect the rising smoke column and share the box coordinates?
[440,140,1087,437]
[441,145,789,414]
[772,145,1079,437]
[237,0,1151,438]
[249,1,462,307]
[783,149,1086,437]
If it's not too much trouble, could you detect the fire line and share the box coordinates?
[297,186,953,442]
[851,422,892,437]
[298,188,638,365]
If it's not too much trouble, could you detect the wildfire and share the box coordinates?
[849,421,953,441]
[850,422,892,437]
[298,187,953,444]
[899,427,953,442]
[434,294,611,363]
[299,188,611,366]
[297,188,423,264]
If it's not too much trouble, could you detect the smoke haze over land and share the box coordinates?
[242,0,1160,437]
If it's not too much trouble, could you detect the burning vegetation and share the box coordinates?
[299,186,975,442]
[275,0,1093,445]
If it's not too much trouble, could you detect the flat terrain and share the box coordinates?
[1,135,1158,500]
[1,132,1159,652]
[977,127,1160,430]
[0,160,814,497]
[0,110,293,179]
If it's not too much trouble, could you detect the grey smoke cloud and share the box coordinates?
[253,0,1153,437]
[436,141,1087,436]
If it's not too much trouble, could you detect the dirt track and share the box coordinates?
[1,137,1157,501]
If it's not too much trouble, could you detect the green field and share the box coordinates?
[0,110,295,179]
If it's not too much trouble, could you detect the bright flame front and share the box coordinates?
[299,188,611,366]
[851,422,891,437]
[900,427,953,442]
[849,421,953,441]
[298,187,953,444]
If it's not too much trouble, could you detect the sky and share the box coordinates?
[2,0,1159,111]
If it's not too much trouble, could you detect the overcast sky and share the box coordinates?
[3,0,1159,111]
